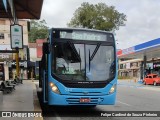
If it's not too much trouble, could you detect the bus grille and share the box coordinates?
[69,92,102,96]
[63,82,107,88]
[66,97,104,104]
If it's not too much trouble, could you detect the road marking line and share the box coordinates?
[117,100,131,106]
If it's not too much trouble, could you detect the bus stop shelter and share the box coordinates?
[0,0,43,20]
[0,0,43,77]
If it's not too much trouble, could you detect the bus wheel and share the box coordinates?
[153,81,157,86]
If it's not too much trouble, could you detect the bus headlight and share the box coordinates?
[49,82,60,94]
[109,84,116,94]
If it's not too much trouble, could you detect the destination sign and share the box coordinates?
[59,31,111,41]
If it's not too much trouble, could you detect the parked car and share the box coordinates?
[143,74,160,86]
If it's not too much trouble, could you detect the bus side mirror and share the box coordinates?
[43,43,50,54]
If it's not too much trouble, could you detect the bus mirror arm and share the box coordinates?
[67,41,81,62]
[43,43,50,54]
[78,48,82,71]
[89,49,91,72]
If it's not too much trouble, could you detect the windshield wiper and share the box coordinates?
[90,43,101,61]
[89,49,91,71]
[88,43,101,71]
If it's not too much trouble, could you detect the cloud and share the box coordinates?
[41,0,160,49]
[41,0,106,27]
[115,0,160,49]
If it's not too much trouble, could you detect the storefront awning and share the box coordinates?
[0,0,43,19]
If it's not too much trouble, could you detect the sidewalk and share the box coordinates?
[0,80,43,120]
[118,79,143,86]
[118,79,146,89]
[118,79,160,91]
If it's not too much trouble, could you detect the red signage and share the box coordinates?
[36,39,46,58]
[117,47,135,57]
[117,49,122,56]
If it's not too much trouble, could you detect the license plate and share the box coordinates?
[80,98,90,103]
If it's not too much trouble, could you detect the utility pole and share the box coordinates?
[15,47,19,76]
[11,24,23,77]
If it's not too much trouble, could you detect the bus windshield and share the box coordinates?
[51,42,115,81]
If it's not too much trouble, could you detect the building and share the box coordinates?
[117,37,160,79]
[118,59,143,78]
[0,19,28,45]
[0,18,29,80]
[28,39,46,79]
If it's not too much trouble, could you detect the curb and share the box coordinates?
[33,83,43,120]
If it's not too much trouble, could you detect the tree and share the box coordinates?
[68,2,127,31]
[29,19,49,42]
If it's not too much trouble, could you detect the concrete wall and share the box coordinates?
[4,64,9,80]
[29,48,39,62]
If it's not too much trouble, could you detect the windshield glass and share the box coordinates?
[52,42,115,81]
[153,75,158,78]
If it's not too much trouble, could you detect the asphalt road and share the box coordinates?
[37,80,160,120]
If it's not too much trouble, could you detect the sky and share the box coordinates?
[40,0,160,49]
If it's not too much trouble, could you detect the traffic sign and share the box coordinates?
[10,24,23,49]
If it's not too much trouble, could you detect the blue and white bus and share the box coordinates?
[39,28,117,106]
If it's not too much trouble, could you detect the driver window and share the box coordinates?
[149,76,152,78]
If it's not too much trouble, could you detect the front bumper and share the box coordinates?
[48,91,116,106]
